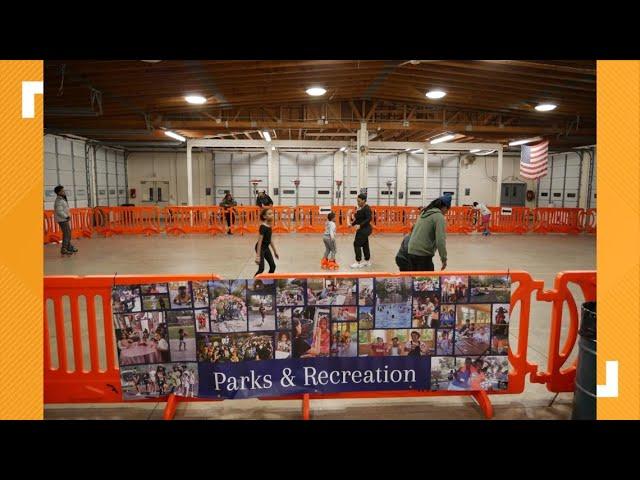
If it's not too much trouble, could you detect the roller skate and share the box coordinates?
[61,248,73,256]
[327,259,340,270]
[321,257,329,269]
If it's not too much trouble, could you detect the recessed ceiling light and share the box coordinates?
[535,103,557,112]
[165,131,186,142]
[185,95,207,105]
[426,90,447,99]
[306,87,327,96]
[262,131,272,142]
[430,133,456,144]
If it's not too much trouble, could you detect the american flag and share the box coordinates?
[520,139,549,179]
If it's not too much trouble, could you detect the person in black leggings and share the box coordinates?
[254,207,279,276]
[349,193,372,269]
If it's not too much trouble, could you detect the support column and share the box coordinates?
[396,152,407,206]
[333,151,344,205]
[495,145,503,206]
[268,148,280,205]
[186,140,193,206]
[423,149,429,207]
[357,122,368,192]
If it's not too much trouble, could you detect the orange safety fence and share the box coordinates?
[532,207,583,234]
[163,206,226,236]
[332,205,357,234]
[271,206,294,233]
[371,206,406,233]
[295,205,326,233]
[44,205,599,244]
[44,208,95,244]
[44,274,222,404]
[485,207,531,234]
[445,206,475,233]
[94,206,162,237]
[229,206,260,235]
[44,269,595,419]
[582,208,597,234]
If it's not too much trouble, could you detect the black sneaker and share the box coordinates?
[69,246,79,252]
[61,249,73,256]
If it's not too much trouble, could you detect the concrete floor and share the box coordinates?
[44,232,595,420]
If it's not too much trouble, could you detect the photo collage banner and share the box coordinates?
[111,275,511,400]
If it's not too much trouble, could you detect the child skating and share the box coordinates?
[473,201,492,236]
[254,208,279,276]
[321,211,339,270]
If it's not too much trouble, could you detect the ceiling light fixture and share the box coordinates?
[475,150,497,156]
[535,103,557,112]
[470,149,481,153]
[509,136,543,146]
[164,131,186,142]
[430,133,456,144]
[306,87,327,96]
[340,147,347,152]
[185,95,207,105]
[141,60,162,63]
[262,131,272,142]
[425,90,447,99]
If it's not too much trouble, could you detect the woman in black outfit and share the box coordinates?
[349,193,372,269]
[254,208,279,276]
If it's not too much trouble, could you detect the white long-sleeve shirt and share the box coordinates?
[474,203,491,216]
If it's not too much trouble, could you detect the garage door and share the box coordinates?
[44,135,90,209]
[279,152,333,206]
[588,150,597,208]
[406,153,459,206]
[94,147,127,207]
[213,152,268,206]
[537,152,581,207]
[367,154,398,206]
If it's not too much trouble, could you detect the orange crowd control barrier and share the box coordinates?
[44,208,95,244]
[371,206,406,233]
[332,205,357,234]
[228,206,260,235]
[45,205,598,244]
[532,207,583,234]
[94,206,162,237]
[581,208,597,234]
[445,206,475,234]
[271,206,294,233]
[163,206,226,236]
[484,207,531,234]
[295,205,326,233]
[44,269,595,420]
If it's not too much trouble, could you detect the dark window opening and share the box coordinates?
[283,189,295,194]
[567,193,576,198]
[409,191,421,196]
[317,190,330,195]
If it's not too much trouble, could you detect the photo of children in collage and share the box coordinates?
[113,274,511,400]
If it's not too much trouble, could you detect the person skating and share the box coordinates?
[254,208,279,276]
[407,195,451,272]
[321,211,339,270]
[473,201,492,236]
[53,185,78,256]
[219,192,237,235]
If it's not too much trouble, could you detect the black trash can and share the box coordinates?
[571,301,596,420]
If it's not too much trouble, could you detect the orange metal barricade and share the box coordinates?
[533,207,583,234]
[401,207,422,233]
[371,206,406,233]
[44,269,595,419]
[295,205,326,233]
[271,206,294,233]
[445,206,475,233]
[485,206,531,234]
[44,208,94,244]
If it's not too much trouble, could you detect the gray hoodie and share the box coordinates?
[407,208,447,262]
[54,195,71,223]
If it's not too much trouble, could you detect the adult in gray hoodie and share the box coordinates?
[54,185,77,255]
[407,195,451,271]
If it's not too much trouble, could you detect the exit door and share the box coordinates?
[141,181,170,205]
[500,183,526,206]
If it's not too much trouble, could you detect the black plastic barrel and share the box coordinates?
[571,301,596,420]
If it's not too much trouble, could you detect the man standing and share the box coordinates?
[54,185,77,256]
[256,190,273,208]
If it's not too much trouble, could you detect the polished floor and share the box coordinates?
[44,232,595,420]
